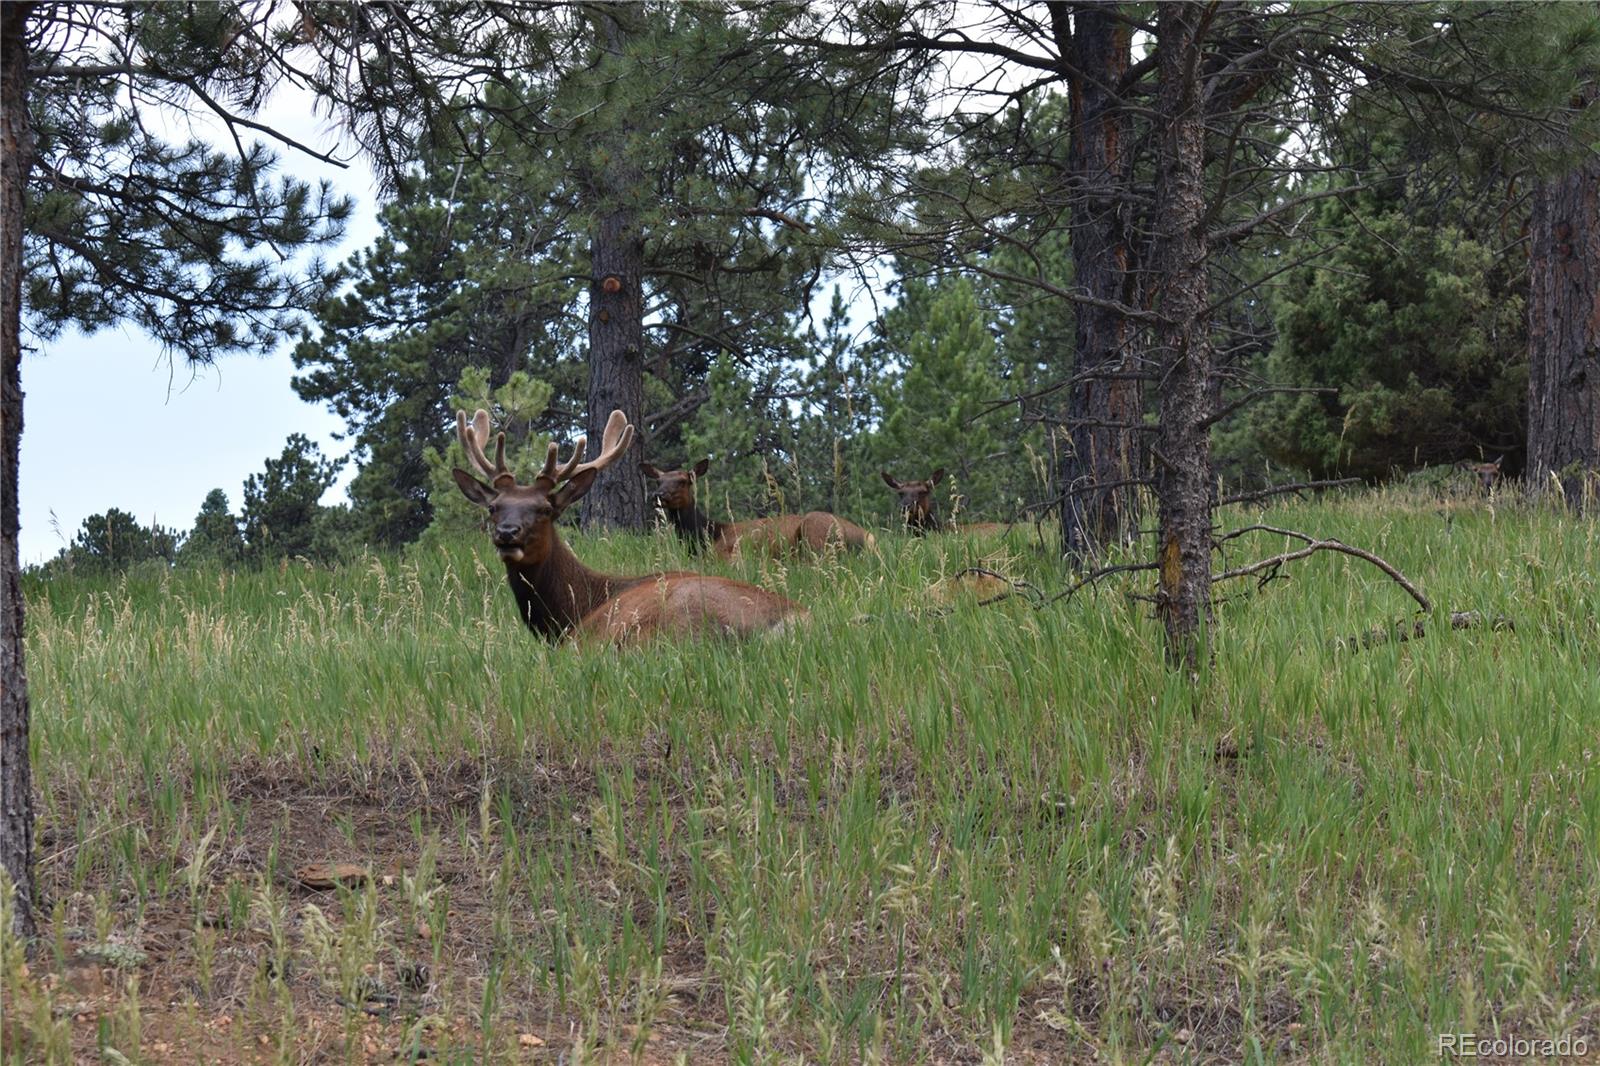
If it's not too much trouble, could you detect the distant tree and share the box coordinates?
[240,436,343,563]
[871,277,1011,519]
[180,489,244,565]
[794,286,883,520]
[67,508,181,573]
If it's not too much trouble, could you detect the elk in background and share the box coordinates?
[640,459,876,558]
[453,410,804,645]
[881,469,1009,535]
[1461,456,1503,493]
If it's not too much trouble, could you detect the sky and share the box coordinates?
[17,89,382,566]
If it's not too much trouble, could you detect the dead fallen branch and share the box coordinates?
[1329,611,1515,653]
[1212,525,1431,613]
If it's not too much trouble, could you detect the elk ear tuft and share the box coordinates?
[881,471,901,490]
[551,467,600,512]
[452,468,497,507]
[693,458,710,478]
[929,468,946,486]
[640,462,662,480]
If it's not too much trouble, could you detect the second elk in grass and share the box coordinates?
[453,410,804,645]
[640,458,875,559]
[881,469,1009,536]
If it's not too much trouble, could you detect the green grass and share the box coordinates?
[8,488,1600,1063]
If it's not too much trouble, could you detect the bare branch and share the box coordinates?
[1212,526,1431,613]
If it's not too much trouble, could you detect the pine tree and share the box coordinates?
[240,436,344,563]
[294,3,902,534]
[65,509,181,573]
[181,489,244,565]
[871,278,1010,519]
[3,1,348,938]
[794,287,882,520]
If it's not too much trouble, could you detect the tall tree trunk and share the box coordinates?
[1,1,38,941]
[1152,2,1215,671]
[1527,80,1600,511]
[1059,2,1142,562]
[582,2,647,531]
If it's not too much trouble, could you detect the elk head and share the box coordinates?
[640,458,709,514]
[452,408,635,565]
[881,469,945,532]
[1472,457,1503,493]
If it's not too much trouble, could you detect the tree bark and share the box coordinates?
[1527,79,1600,511]
[1060,3,1142,562]
[582,3,648,531]
[1,0,38,942]
[1152,2,1215,671]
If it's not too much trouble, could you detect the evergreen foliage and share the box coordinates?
[179,489,244,565]
[60,508,180,574]
[240,435,344,563]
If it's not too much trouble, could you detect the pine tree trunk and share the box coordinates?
[582,3,647,531]
[1152,2,1215,671]
[1060,3,1142,562]
[1,1,38,942]
[1527,80,1600,511]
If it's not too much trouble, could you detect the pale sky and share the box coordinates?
[18,88,381,566]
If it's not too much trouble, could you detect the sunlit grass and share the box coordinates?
[10,487,1600,1062]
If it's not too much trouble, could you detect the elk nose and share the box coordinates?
[495,521,521,540]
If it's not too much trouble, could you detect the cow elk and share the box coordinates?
[1464,456,1503,494]
[640,459,876,558]
[453,409,804,645]
[881,469,1009,536]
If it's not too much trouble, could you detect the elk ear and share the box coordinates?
[881,471,901,490]
[551,467,599,513]
[640,462,662,480]
[693,458,710,478]
[452,468,497,507]
[929,468,946,486]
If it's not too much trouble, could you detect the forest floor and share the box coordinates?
[6,486,1600,1063]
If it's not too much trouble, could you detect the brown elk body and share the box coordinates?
[881,470,1009,536]
[641,460,876,558]
[453,410,804,646]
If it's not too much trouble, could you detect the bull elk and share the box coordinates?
[881,470,1009,535]
[640,459,876,558]
[452,409,804,645]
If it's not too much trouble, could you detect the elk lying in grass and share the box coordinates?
[1459,456,1503,493]
[881,470,1009,536]
[453,410,804,645]
[640,459,876,558]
